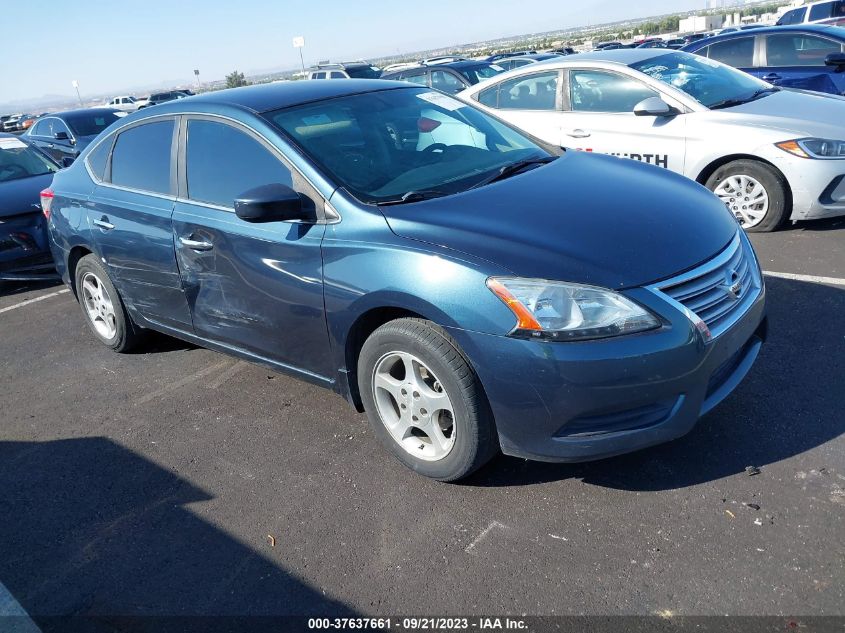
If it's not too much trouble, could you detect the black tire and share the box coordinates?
[74,254,143,352]
[704,159,790,233]
[357,318,498,481]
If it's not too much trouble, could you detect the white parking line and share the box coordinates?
[0,580,41,632]
[763,271,845,287]
[0,289,70,315]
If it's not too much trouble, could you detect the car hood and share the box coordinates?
[721,89,845,138]
[0,173,55,218]
[381,152,738,290]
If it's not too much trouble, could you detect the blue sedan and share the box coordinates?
[682,24,845,95]
[45,81,766,480]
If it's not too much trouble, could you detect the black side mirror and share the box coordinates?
[825,52,845,71]
[54,131,69,141]
[61,156,75,168]
[234,184,314,223]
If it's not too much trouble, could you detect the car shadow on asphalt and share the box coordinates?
[0,437,356,631]
[463,277,844,490]
[784,217,844,232]
[0,279,63,298]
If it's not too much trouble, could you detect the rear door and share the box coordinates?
[561,68,686,173]
[171,116,332,378]
[27,118,62,161]
[87,116,194,330]
[474,69,564,144]
[700,35,757,77]
[760,31,845,94]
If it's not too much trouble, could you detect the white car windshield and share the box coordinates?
[630,51,775,109]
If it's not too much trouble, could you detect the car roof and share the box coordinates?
[161,80,414,113]
[686,24,845,48]
[560,49,671,64]
[499,53,560,62]
[43,108,121,120]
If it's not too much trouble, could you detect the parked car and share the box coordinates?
[20,115,43,131]
[552,47,577,55]
[380,60,505,94]
[138,91,188,108]
[24,108,123,164]
[134,96,151,109]
[45,80,766,480]
[683,33,711,44]
[777,0,845,26]
[105,96,139,112]
[682,24,845,96]
[0,133,60,281]
[637,40,669,49]
[493,53,561,71]
[665,38,687,49]
[2,115,26,132]
[459,48,845,231]
[485,51,536,62]
[307,62,381,79]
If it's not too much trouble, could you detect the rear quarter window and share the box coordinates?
[86,138,113,181]
[109,120,174,194]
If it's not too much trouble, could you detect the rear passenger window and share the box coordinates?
[403,72,428,86]
[766,33,843,66]
[86,138,112,181]
[430,70,465,94]
[186,120,293,208]
[330,72,346,79]
[479,71,558,110]
[110,120,174,194]
[809,1,835,20]
[706,37,755,67]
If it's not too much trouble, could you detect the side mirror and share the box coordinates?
[633,96,674,117]
[61,156,75,168]
[825,52,845,71]
[234,184,313,223]
[54,131,70,141]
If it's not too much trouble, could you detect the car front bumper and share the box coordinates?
[447,280,766,463]
[778,155,845,221]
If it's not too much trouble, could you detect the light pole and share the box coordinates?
[194,69,201,90]
[293,36,306,77]
[71,80,82,106]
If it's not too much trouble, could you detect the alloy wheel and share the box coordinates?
[81,272,117,340]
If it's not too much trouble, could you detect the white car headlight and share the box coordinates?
[487,277,660,341]
[776,138,845,159]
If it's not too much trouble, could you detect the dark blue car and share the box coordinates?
[0,133,60,281]
[45,81,766,480]
[682,24,845,95]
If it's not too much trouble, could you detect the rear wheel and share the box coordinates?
[357,318,498,481]
[705,159,789,232]
[74,254,142,352]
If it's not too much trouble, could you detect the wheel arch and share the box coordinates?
[696,153,793,204]
[67,245,94,298]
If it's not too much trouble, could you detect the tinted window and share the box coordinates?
[344,65,381,79]
[86,138,112,180]
[0,139,58,183]
[66,111,121,136]
[570,70,657,112]
[402,72,428,85]
[110,120,174,194]
[430,70,465,94]
[31,119,51,136]
[766,33,843,65]
[53,119,70,136]
[329,72,346,79]
[459,64,505,84]
[312,72,326,79]
[809,1,834,20]
[186,120,293,208]
[778,7,807,24]
[706,37,755,66]
[479,71,559,110]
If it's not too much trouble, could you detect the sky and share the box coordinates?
[0,0,705,104]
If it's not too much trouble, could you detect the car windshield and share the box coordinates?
[0,138,58,183]
[459,64,505,84]
[266,87,551,204]
[344,65,381,79]
[65,111,121,137]
[630,51,772,109]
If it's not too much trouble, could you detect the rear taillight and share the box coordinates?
[40,188,54,219]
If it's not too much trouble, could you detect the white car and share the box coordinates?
[458,49,845,231]
[777,0,845,26]
[104,95,138,112]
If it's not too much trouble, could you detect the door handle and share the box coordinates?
[93,217,115,231]
[762,73,781,82]
[179,236,213,251]
[566,129,591,138]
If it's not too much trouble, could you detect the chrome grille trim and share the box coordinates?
[647,231,762,340]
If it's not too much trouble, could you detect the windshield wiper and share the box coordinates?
[709,87,780,110]
[468,156,556,191]
[377,190,450,206]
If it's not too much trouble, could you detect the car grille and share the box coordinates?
[649,231,762,340]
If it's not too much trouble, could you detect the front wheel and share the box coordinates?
[705,159,790,232]
[357,318,498,481]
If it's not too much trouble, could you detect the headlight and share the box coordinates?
[776,138,845,159]
[486,277,660,341]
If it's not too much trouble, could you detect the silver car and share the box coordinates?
[459,49,845,231]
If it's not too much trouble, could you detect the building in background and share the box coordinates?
[679,14,724,32]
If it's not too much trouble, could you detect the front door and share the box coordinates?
[562,69,686,173]
[87,116,194,330]
[172,117,332,379]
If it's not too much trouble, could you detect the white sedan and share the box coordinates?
[458,49,845,231]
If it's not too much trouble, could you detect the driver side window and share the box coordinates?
[569,70,658,113]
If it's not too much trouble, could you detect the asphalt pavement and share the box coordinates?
[0,218,843,628]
